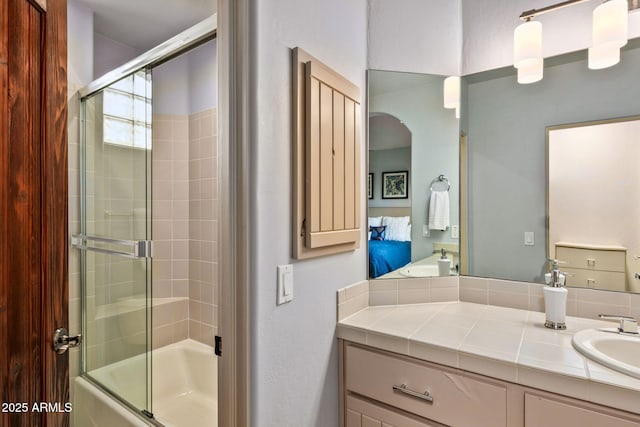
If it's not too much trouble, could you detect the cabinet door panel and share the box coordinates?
[556,246,625,272]
[525,393,639,427]
[562,267,626,291]
[346,345,506,427]
[346,395,445,427]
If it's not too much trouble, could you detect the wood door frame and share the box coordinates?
[0,0,68,426]
[217,0,250,425]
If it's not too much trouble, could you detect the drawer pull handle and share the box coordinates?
[392,384,434,403]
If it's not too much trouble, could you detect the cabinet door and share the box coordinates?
[346,396,445,427]
[346,344,507,427]
[525,393,640,427]
[556,246,625,272]
[562,267,626,291]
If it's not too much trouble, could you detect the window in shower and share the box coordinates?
[103,74,152,150]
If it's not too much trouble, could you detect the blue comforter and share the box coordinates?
[369,240,411,278]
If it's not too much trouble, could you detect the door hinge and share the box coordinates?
[215,335,222,357]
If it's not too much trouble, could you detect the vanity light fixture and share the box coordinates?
[443,76,460,119]
[515,0,634,82]
[589,0,628,69]
[514,19,543,84]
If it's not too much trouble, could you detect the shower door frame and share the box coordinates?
[76,11,253,425]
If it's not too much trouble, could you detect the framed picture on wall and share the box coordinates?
[382,171,408,199]
[368,173,373,199]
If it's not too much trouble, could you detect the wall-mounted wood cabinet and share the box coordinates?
[293,48,361,259]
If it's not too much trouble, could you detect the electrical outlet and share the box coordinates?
[451,225,459,239]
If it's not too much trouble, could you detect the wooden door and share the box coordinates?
[0,0,68,426]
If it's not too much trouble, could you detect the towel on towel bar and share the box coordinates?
[428,191,450,231]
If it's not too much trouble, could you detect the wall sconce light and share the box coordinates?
[515,0,633,82]
[443,76,460,119]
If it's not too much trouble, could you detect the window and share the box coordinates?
[103,72,152,149]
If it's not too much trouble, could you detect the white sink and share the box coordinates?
[398,264,441,278]
[572,328,640,379]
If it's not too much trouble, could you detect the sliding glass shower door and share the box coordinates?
[75,69,154,415]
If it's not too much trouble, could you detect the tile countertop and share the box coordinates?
[337,301,640,415]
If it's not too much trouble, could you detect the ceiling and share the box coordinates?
[73,0,216,51]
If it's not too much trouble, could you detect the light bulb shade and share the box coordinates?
[455,106,460,119]
[592,0,628,49]
[588,44,621,69]
[443,76,460,109]
[517,58,543,84]
[514,20,542,69]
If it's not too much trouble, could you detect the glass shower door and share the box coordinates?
[75,69,154,415]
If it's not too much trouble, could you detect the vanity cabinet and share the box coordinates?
[346,395,445,427]
[524,393,639,427]
[340,341,640,427]
[343,343,507,427]
[555,243,626,291]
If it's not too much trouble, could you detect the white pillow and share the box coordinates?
[368,216,383,228]
[405,224,412,241]
[382,216,410,241]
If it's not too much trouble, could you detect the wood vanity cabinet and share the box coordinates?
[339,341,640,427]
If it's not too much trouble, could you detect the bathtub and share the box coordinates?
[73,339,217,427]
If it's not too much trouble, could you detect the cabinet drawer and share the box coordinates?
[346,395,445,427]
[345,344,507,427]
[563,267,626,291]
[556,246,625,272]
[524,393,639,427]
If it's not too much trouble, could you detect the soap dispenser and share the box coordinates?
[438,249,451,277]
[544,259,568,330]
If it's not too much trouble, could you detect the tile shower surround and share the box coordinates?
[152,108,219,347]
[338,276,640,322]
[67,107,219,385]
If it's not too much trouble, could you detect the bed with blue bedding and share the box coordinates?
[368,240,411,278]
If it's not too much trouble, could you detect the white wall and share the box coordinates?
[251,0,367,425]
[67,0,93,89]
[153,54,191,115]
[462,0,640,74]
[367,0,462,75]
[94,33,143,80]
[153,39,217,115]
[189,41,218,113]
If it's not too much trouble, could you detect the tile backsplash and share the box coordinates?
[337,275,640,322]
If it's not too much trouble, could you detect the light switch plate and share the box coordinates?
[277,264,293,305]
[451,225,459,239]
[524,232,535,246]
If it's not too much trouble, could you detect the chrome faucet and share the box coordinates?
[598,314,639,335]
[548,259,566,287]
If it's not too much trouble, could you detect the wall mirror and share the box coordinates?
[367,70,460,279]
[463,38,640,293]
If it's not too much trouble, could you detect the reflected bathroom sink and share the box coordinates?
[572,328,640,379]
[398,264,441,278]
